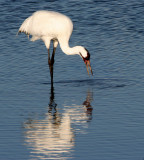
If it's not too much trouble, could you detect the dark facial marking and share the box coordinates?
[83,48,90,63]
[79,48,90,63]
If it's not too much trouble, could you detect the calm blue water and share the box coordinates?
[0,0,144,160]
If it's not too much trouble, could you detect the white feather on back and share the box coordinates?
[17,10,73,43]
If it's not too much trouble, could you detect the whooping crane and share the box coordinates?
[17,10,93,83]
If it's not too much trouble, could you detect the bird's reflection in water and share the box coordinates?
[24,84,93,160]
[48,83,57,114]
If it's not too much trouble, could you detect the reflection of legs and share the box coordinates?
[48,84,57,113]
[48,47,56,84]
[48,73,57,114]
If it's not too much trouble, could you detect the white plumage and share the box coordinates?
[18,10,93,78]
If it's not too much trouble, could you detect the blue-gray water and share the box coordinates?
[0,0,144,160]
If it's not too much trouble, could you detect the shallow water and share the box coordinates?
[0,0,144,160]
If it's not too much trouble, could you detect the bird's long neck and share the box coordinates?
[59,38,80,55]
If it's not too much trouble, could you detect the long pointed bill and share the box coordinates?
[85,60,93,76]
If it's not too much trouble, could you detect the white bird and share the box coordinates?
[17,10,93,83]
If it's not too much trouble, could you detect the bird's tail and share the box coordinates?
[16,16,32,39]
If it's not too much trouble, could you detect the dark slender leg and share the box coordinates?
[48,49,51,66]
[51,47,56,64]
[48,48,56,84]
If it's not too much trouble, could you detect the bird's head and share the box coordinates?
[79,47,93,76]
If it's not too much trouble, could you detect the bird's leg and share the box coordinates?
[51,47,56,65]
[50,47,56,84]
[48,48,53,83]
[48,48,56,84]
[48,48,51,66]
